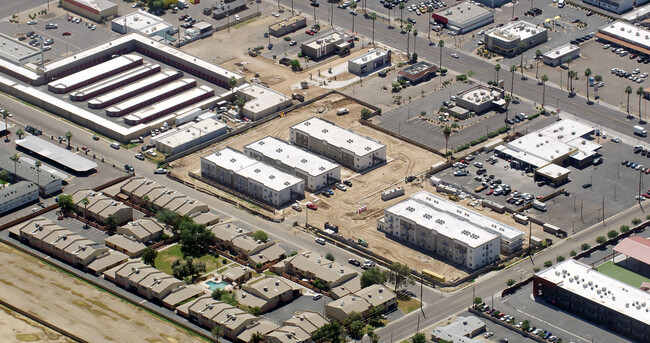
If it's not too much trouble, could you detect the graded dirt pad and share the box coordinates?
[0,304,74,343]
[0,243,204,343]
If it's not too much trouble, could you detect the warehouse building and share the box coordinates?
[48,54,144,94]
[348,49,391,75]
[377,191,525,267]
[0,154,63,196]
[533,259,650,342]
[111,11,174,37]
[124,85,215,125]
[583,0,636,15]
[63,0,118,22]
[269,16,307,37]
[16,135,98,174]
[236,83,293,121]
[201,148,305,207]
[290,117,386,172]
[486,21,548,57]
[0,32,42,65]
[542,44,581,67]
[454,85,505,114]
[74,64,164,103]
[106,78,197,117]
[211,0,248,20]
[597,21,650,55]
[301,32,353,59]
[472,0,511,7]
[153,118,228,155]
[244,136,341,191]
[431,2,494,34]
[86,69,179,108]
[0,181,39,215]
[397,61,438,84]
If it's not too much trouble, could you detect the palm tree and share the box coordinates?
[568,70,575,94]
[541,74,549,108]
[2,112,8,142]
[584,68,592,102]
[16,128,24,140]
[386,0,392,27]
[142,194,150,206]
[81,197,89,220]
[405,23,412,58]
[626,85,633,116]
[443,125,452,160]
[519,42,526,79]
[212,326,224,343]
[35,160,42,190]
[494,63,501,84]
[412,29,418,55]
[535,49,542,80]
[509,64,517,97]
[65,131,73,150]
[427,7,434,41]
[504,93,512,110]
[438,39,444,70]
[370,12,377,47]
[0,170,7,189]
[399,3,405,30]
[565,57,573,91]
[10,154,19,183]
[351,3,357,32]
[638,87,645,121]
[228,76,237,93]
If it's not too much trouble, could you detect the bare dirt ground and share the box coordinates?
[0,243,204,343]
[0,304,74,343]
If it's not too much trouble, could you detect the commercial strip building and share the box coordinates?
[542,44,581,67]
[533,259,650,342]
[431,2,494,34]
[269,16,307,37]
[300,32,353,59]
[290,117,386,172]
[348,49,391,75]
[243,136,341,191]
[111,11,174,37]
[325,285,397,323]
[597,21,650,56]
[235,83,293,121]
[0,32,42,65]
[397,61,438,84]
[16,135,98,174]
[152,117,228,155]
[0,154,63,196]
[486,21,548,57]
[583,0,636,15]
[430,316,486,343]
[201,148,305,208]
[454,85,505,114]
[62,0,118,22]
[0,181,39,215]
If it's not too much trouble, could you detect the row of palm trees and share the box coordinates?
[0,154,44,192]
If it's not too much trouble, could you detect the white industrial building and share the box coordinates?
[290,117,386,172]
[152,118,228,155]
[48,54,144,94]
[0,33,42,65]
[0,181,39,215]
[542,44,581,67]
[111,11,174,37]
[348,49,391,75]
[583,0,636,15]
[235,84,293,121]
[201,148,305,207]
[62,0,118,22]
[86,69,179,108]
[597,21,650,56]
[431,2,494,34]
[486,21,548,57]
[243,136,341,191]
[123,85,215,125]
[0,155,63,196]
[105,78,197,117]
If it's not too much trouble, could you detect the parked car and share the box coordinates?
[343,180,353,187]
[336,183,347,191]
[124,164,134,172]
[348,258,361,266]
[154,168,168,174]
[307,203,318,210]
[292,204,302,212]
[62,31,71,36]
[135,153,145,160]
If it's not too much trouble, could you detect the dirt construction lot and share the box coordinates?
[0,243,203,343]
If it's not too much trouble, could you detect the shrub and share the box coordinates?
[325,252,335,261]
[570,250,577,257]
[361,108,373,120]
[556,255,565,262]
[290,251,298,256]
[620,225,630,233]
[222,258,228,264]
[440,68,448,74]
[544,260,552,267]
[528,112,540,120]
[255,262,263,269]
[420,111,427,116]
[607,230,619,239]
[533,267,540,273]
[456,74,467,81]
[297,52,303,58]
[581,243,591,251]
[284,36,292,41]
[596,236,606,244]
[632,218,642,225]
[506,279,515,286]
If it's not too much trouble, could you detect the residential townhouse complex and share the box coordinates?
[237,277,300,313]
[266,311,329,343]
[210,222,287,266]
[325,284,397,323]
[117,177,208,216]
[71,189,133,226]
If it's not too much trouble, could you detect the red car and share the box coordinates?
[67,16,73,21]
[81,146,90,152]
[645,168,650,174]
[460,159,469,164]
[486,189,494,195]
[307,203,318,210]
[305,30,315,35]
[62,31,71,36]
[511,16,519,21]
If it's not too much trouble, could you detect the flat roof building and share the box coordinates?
[48,54,144,94]
[105,78,196,117]
[533,259,650,342]
[77,63,165,103]
[542,44,581,67]
[153,118,228,155]
[124,85,215,125]
[0,181,39,215]
[111,10,173,37]
[301,32,353,59]
[472,0,511,8]
[244,136,341,191]
[486,21,548,57]
[597,21,650,55]
[583,0,635,15]
[201,148,305,208]
[348,49,391,75]
[397,61,438,84]
[0,154,63,196]
[432,2,494,34]
[63,0,118,22]
[290,117,386,172]
[454,85,505,114]
[269,16,307,37]
[431,316,486,343]
[0,32,42,65]
[236,83,293,121]
[16,135,98,174]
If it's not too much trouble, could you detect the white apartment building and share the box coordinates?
[0,181,39,215]
[243,136,341,191]
[201,148,305,207]
[290,117,386,172]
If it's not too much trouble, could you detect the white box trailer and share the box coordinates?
[533,201,547,212]
[381,186,405,201]
[634,125,647,137]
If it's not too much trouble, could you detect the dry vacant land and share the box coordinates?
[0,304,75,343]
[0,243,204,343]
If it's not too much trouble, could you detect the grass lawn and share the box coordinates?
[595,261,650,288]
[397,297,421,314]
[155,245,224,275]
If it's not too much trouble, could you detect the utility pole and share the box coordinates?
[417,314,420,333]
[528,221,532,255]
[602,196,605,223]
[420,274,424,309]
[639,169,643,204]
[580,198,583,221]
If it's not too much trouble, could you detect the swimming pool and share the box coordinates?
[206,281,229,291]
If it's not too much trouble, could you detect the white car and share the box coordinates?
[313,294,322,300]
[450,53,459,58]
[484,332,493,338]
[134,153,145,160]
[27,20,37,25]
[42,46,51,51]
[315,238,326,245]
[603,44,610,49]
[611,137,620,143]
[336,183,347,191]
[235,15,240,20]
[154,168,168,174]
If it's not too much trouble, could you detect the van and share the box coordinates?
[337,108,349,115]
[558,0,565,7]
[110,142,120,149]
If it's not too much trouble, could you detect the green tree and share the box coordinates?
[535,49,542,79]
[581,243,591,251]
[35,160,42,190]
[473,297,483,305]
[325,252,335,261]
[361,107,372,120]
[399,3,405,30]
[509,64,517,97]
[313,279,328,291]
[556,255,565,262]
[638,87,645,121]
[541,74,549,108]
[544,260,552,267]
[412,29,418,55]
[289,59,301,71]
[211,325,224,343]
[584,68,592,102]
[632,218,642,225]
[361,266,387,288]
[608,230,619,239]
[565,57,573,91]
[252,230,269,243]
[343,311,364,339]
[10,153,19,183]
[504,93,512,110]
[249,306,262,316]
[235,97,246,114]
[105,214,119,230]
[370,12,377,47]
[250,332,263,343]
[570,250,577,257]
[0,170,8,188]
[427,7,434,41]
[626,85,634,116]
[506,279,515,286]
[81,197,89,220]
[313,319,344,343]
[57,194,74,212]
[368,327,379,343]
[387,262,414,291]
[15,128,24,139]
[568,70,576,94]
[620,225,630,233]
[522,319,530,332]
[411,332,426,343]
[443,125,452,160]
[228,76,237,92]
[519,42,526,78]
[156,209,181,232]
[65,131,73,150]
[494,63,501,83]
[172,257,207,281]
[142,247,158,266]
[596,236,606,244]
[179,220,215,257]
[438,40,444,80]
[350,3,357,32]
[467,69,475,78]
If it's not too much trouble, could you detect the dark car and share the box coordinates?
[348,258,361,266]
[124,165,135,172]
[505,118,514,125]
[582,183,592,188]
[343,180,352,187]
[310,1,319,6]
